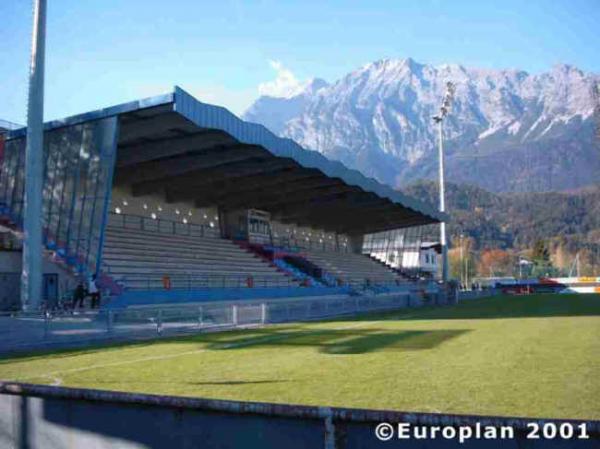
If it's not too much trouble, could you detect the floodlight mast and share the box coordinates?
[432,81,455,284]
[22,0,47,311]
[594,82,600,141]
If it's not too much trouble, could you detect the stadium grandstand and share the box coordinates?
[0,87,446,310]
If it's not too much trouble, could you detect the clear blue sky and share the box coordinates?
[1,0,599,123]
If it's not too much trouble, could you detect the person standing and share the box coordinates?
[73,282,85,309]
[89,275,100,309]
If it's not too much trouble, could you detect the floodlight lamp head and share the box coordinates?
[439,81,456,117]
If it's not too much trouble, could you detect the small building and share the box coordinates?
[367,238,440,278]
[399,241,440,276]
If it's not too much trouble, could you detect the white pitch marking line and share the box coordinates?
[20,320,382,382]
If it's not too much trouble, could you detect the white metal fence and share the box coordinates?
[0,291,442,353]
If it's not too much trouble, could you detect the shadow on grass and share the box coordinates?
[2,294,596,364]
[82,379,290,386]
[0,326,470,366]
[203,328,470,354]
[0,337,186,365]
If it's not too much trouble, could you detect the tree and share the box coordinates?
[552,244,573,275]
[579,249,598,277]
[531,239,555,276]
[477,249,513,277]
[532,239,550,262]
[448,249,464,283]
[449,235,477,285]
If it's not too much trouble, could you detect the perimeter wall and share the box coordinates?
[0,383,598,449]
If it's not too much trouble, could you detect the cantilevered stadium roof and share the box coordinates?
[0,119,22,133]
[6,87,446,234]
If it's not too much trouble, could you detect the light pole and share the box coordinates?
[465,249,469,288]
[432,81,455,284]
[594,81,600,141]
[460,234,465,285]
[22,0,47,311]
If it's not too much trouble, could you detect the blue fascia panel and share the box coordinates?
[4,93,174,140]
[0,119,23,132]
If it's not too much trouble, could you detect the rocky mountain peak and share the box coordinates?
[244,58,600,193]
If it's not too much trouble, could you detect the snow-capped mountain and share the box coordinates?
[243,58,600,192]
[244,78,329,135]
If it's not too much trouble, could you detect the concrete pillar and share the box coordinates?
[21,0,47,311]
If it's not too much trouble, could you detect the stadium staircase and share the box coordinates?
[233,241,289,276]
[239,243,326,287]
[240,243,405,287]
[302,249,403,286]
[368,254,412,279]
[273,259,327,287]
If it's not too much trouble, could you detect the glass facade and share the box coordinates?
[0,117,118,276]
[270,221,349,252]
[363,225,430,274]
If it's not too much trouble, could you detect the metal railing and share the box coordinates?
[270,236,347,253]
[119,274,298,290]
[0,289,443,353]
[115,274,429,291]
[107,212,219,238]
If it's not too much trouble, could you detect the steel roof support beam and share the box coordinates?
[273,194,389,220]
[334,212,429,234]
[116,146,267,185]
[339,217,434,235]
[249,185,352,210]
[166,170,318,203]
[274,198,409,233]
[129,159,295,197]
[118,113,194,144]
[217,179,345,210]
[116,130,235,167]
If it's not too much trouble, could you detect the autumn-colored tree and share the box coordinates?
[578,249,599,276]
[552,244,573,274]
[477,248,513,277]
[449,235,477,284]
[448,248,461,280]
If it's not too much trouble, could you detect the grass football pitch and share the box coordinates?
[1,293,599,420]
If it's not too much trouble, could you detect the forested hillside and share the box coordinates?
[403,181,600,276]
